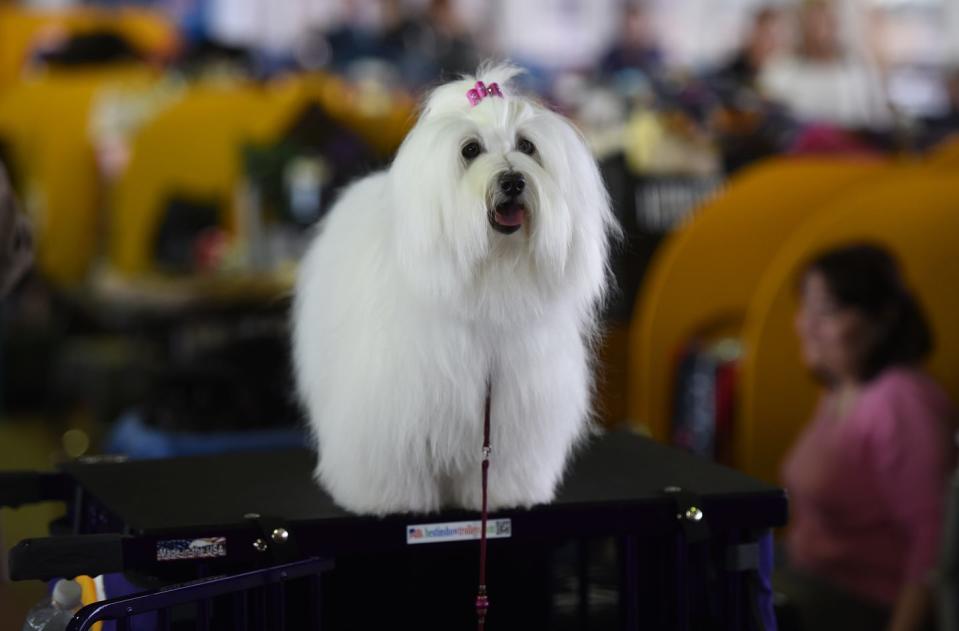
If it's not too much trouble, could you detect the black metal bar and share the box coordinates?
[8,534,127,581]
[65,557,332,631]
[257,585,266,630]
[577,538,590,631]
[234,590,248,631]
[674,533,688,631]
[728,564,742,631]
[71,485,84,534]
[0,472,70,508]
[725,534,743,631]
[621,535,639,631]
[311,573,323,630]
[274,580,286,630]
[197,597,209,631]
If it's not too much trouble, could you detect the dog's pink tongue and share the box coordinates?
[495,205,525,227]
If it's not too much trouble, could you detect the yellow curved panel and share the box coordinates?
[628,157,889,441]
[108,78,313,277]
[108,74,415,279]
[303,73,415,158]
[112,8,180,58]
[0,7,177,90]
[0,66,157,286]
[738,168,959,485]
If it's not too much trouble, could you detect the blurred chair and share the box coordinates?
[737,166,959,483]
[627,156,888,441]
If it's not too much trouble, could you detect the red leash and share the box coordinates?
[476,380,492,629]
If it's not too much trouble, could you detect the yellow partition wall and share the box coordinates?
[737,167,959,485]
[0,66,157,286]
[303,74,415,159]
[628,157,888,440]
[0,7,177,91]
[107,77,312,278]
[108,73,415,279]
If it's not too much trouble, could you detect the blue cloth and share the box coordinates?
[106,411,308,460]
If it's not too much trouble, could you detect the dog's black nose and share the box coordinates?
[499,173,525,198]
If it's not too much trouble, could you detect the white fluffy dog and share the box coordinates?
[292,65,616,515]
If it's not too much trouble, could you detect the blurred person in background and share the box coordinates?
[600,0,663,77]
[942,66,959,132]
[780,243,955,631]
[760,0,892,130]
[379,0,480,85]
[316,0,477,87]
[705,6,794,173]
[922,66,959,141]
[491,0,619,91]
[205,0,341,72]
[323,0,396,73]
[715,6,786,92]
[942,67,959,130]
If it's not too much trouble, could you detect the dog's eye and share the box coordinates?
[517,138,536,155]
[461,141,482,160]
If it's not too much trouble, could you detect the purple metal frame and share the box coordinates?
[65,557,332,631]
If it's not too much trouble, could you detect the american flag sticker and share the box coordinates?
[406,519,512,545]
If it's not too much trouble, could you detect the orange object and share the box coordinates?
[628,156,888,441]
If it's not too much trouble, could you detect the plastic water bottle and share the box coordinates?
[21,579,82,631]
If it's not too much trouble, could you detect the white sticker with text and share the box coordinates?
[406,519,512,544]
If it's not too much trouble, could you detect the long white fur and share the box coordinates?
[292,64,617,515]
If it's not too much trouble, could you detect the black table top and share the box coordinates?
[8,431,787,580]
[62,430,786,533]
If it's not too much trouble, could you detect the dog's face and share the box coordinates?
[464,134,532,237]
[390,65,616,322]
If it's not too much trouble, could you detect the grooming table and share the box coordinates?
[4,430,787,630]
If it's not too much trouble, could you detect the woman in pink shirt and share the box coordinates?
[779,243,956,631]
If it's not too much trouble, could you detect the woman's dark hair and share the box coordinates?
[804,243,933,382]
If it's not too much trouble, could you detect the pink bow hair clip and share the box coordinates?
[466,81,504,106]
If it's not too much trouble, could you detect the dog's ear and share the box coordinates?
[557,117,617,238]
[389,118,449,267]
[543,113,620,311]
[388,113,488,298]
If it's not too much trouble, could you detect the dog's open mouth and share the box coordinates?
[489,202,526,235]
